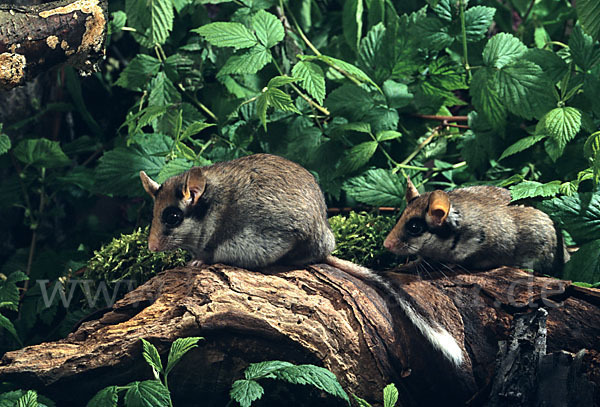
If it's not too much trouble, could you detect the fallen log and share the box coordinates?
[0,264,598,406]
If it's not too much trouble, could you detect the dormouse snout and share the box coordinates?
[383,235,395,251]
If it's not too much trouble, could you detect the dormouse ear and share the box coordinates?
[405,177,420,202]
[182,167,206,206]
[426,190,451,227]
[140,171,160,198]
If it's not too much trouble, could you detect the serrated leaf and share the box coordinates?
[124,381,171,407]
[414,16,453,51]
[544,137,564,162]
[16,390,37,407]
[252,10,284,48]
[432,0,451,21]
[266,88,300,113]
[126,0,173,47]
[563,239,600,283]
[464,6,495,42]
[193,22,258,49]
[267,76,297,88]
[230,380,264,407]
[110,11,127,34]
[13,138,70,168]
[510,180,561,200]
[470,68,506,127]
[273,365,349,403]
[353,394,372,407]
[331,122,372,136]
[376,130,401,142]
[483,33,527,69]
[306,55,379,90]
[181,121,215,140]
[149,0,173,45]
[577,0,600,42]
[499,134,545,160]
[325,84,374,118]
[7,270,28,284]
[292,61,325,104]
[383,383,399,407]
[0,134,11,155]
[165,337,202,375]
[538,192,600,243]
[86,386,119,407]
[427,57,467,90]
[382,80,412,109]
[569,25,600,71]
[524,49,569,84]
[357,23,385,76]
[244,361,294,380]
[0,314,20,344]
[541,107,582,146]
[497,60,550,119]
[339,141,378,174]
[342,168,404,206]
[584,131,600,160]
[148,72,180,108]
[256,92,268,129]
[342,0,364,51]
[116,55,161,91]
[141,339,163,379]
[218,45,272,76]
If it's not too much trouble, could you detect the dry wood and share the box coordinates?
[0,0,107,90]
[0,264,598,406]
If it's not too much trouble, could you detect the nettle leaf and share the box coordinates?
[124,380,171,407]
[338,141,378,174]
[141,339,163,379]
[470,68,506,127]
[292,61,325,104]
[499,134,545,160]
[432,0,451,21]
[525,49,569,84]
[538,192,600,243]
[193,22,258,49]
[540,107,582,147]
[464,6,495,42]
[510,180,561,200]
[383,383,399,407]
[382,80,413,109]
[563,239,600,283]
[0,133,11,155]
[218,45,271,76]
[496,60,550,119]
[126,0,173,47]
[342,0,364,51]
[427,57,467,90]
[483,32,527,69]
[273,364,349,403]
[165,337,202,375]
[569,25,600,71]
[230,380,264,407]
[15,390,37,407]
[357,23,385,75]
[13,138,70,168]
[244,361,294,380]
[577,0,600,41]
[252,10,284,48]
[342,168,404,206]
[414,16,453,51]
[87,386,119,407]
[149,0,174,45]
[116,54,161,91]
[266,88,299,113]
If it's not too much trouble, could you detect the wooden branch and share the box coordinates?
[0,0,108,90]
[0,264,598,406]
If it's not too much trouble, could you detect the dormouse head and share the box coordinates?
[383,177,453,256]
[139,168,206,252]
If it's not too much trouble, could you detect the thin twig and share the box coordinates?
[413,114,469,122]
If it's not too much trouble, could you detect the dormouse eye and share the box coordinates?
[162,207,183,227]
[405,218,426,237]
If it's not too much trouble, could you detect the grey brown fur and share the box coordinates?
[384,179,569,274]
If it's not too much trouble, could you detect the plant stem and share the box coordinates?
[177,84,218,122]
[459,0,471,81]
[413,114,469,122]
[280,0,321,56]
[400,126,442,166]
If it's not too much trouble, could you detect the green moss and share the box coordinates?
[329,211,399,270]
[84,227,189,284]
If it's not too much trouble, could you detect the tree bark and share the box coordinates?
[0,0,107,90]
[0,264,598,406]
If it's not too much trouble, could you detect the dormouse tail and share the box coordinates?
[325,256,464,367]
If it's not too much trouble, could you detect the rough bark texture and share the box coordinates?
[0,264,599,406]
[0,0,107,90]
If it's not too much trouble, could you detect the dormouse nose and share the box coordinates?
[383,236,394,251]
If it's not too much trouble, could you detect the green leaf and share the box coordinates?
[193,22,258,49]
[499,134,546,160]
[577,0,600,41]
[383,383,399,407]
[534,26,550,49]
[353,394,372,407]
[165,337,202,375]
[584,131,600,160]
[544,137,564,162]
[427,57,467,91]
[252,10,284,48]
[126,0,173,47]
[266,88,299,113]
[432,0,451,21]
[376,130,401,142]
[342,168,404,206]
[13,138,70,168]
[149,0,174,45]
[230,380,264,407]
[562,239,600,283]
[414,17,453,51]
[470,68,506,127]
[218,45,272,76]
[86,386,119,407]
[342,0,364,51]
[357,23,385,75]
[123,381,171,407]
[267,76,297,88]
[244,361,294,380]
[509,180,561,200]
[525,49,569,84]
[382,80,412,109]
[496,60,550,119]
[569,25,600,71]
[110,11,127,34]
[256,92,268,130]
[325,84,374,118]
[338,141,378,174]
[483,32,527,69]
[538,192,600,243]
[0,133,11,155]
[148,72,180,107]
[464,6,495,42]
[0,314,21,344]
[181,121,215,140]
[273,364,349,403]
[141,338,163,379]
[292,61,326,104]
[16,390,37,407]
[306,55,379,90]
[540,107,582,147]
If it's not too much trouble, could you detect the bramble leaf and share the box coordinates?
[252,10,284,48]
[193,22,257,49]
[343,168,404,206]
[292,61,326,104]
[230,380,264,407]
